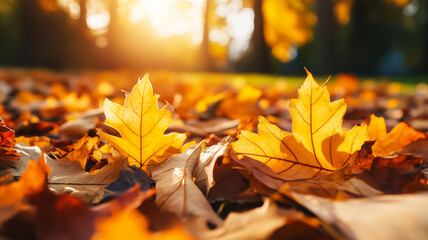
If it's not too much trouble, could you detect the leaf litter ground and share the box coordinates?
[0,69,428,239]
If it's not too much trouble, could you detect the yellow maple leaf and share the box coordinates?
[232,70,367,180]
[368,114,426,156]
[98,74,186,168]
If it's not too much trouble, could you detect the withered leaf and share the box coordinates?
[194,136,233,195]
[149,142,222,226]
[187,199,322,240]
[293,192,428,240]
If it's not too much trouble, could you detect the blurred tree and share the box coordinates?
[316,0,337,74]
[200,0,214,71]
[17,0,69,68]
[262,0,316,65]
[251,0,270,73]
[347,0,367,74]
[424,0,428,73]
[108,0,119,67]
[79,0,87,32]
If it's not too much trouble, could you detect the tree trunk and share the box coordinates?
[316,0,337,74]
[107,0,118,67]
[251,0,270,73]
[423,0,428,73]
[78,0,87,33]
[18,0,38,66]
[347,0,368,74]
[200,0,214,71]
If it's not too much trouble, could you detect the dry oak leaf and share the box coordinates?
[149,142,223,226]
[368,114,426,157]
[98,74,186,168]
[232,70,367,180]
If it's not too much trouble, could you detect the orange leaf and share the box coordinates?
[0,155,49,224]
[0,122,15,148]
[218,86,262,120]
[368,114,426,156]
[92,209,194,240]
[66,133,101,169]
[232,69,367,180]
[98,75,186,168]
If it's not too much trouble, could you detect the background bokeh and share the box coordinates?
[0,0,426,75]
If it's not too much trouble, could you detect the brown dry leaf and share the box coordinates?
[281,171,381,199]
[59,108,104,137]
[47,155,124,204]
[98,74,186,168]
[232,70,367,180]
[234,156,380,199]
[187,199,324,240]
[0,155,49,225]
[194,136,233,195]
[358,154,427,194]
[169,118,240,137]
[149,142,223,226]
[368,114,426,156]
[293,192,428,240]
[13,144,123,204]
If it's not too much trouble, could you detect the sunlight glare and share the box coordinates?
[227,7,254,60]
[86,0,110,35]
[87,13,110,30]
[128,0,204,44]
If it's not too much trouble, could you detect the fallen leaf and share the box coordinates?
[358,154,427,194]
[101,165,154,203]
[12,144,124,204]
[98,75,186,168]
[47,155,125,204]
[400,139,428,164]
[281,171,381,199]
[66,133,101,169]
[59,108,104,137]
[207,163,253,202]
[234,156,381,199]
[91,208,194,240]
[169,118,240,137]
[292,192,428,240]
[187,199,324,240]
[149,142,223,226]
[232,70,367,180]
[194,136,233,195]
[368,114,426,156]
[28,184,152,240]
[15,136,51,151]
[0,122,15,148]
[218,86,262,120]
[0,155,48,225]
